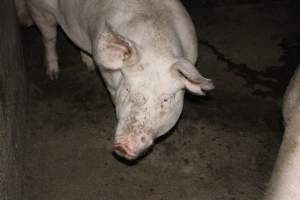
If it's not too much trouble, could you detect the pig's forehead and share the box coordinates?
[129,67,177,83]
[126,58,175,76]
[125,62,184,92]
[139,56,177,73]
[129,76,183,95]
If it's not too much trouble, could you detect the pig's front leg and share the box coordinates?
[265,138,300,200]
[80,51,96,71]
[265,113,300,200]
[29,6,59,80]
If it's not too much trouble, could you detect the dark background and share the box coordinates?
[0,0,27,200]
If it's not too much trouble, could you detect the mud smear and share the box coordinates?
[199,34,300,99]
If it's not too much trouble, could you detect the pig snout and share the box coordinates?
[112,143,138,160]
[112,134,153,160]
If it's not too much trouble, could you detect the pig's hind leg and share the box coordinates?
[80,51,96,71]
[29,6,59,79]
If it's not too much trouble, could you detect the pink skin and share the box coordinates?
[112,132,154,159]
[112,144,139,160]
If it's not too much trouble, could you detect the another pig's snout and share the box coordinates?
[112,134,153,160]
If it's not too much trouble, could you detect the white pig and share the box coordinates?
[20,0,214,160]
[264,66,300,199]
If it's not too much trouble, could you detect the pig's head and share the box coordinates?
[94,30,214,160]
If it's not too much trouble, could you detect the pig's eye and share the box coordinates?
[160,94,174,104]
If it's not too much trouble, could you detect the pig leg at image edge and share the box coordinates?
[265,101,300,200]
[30,7,59,80]
[265,134,300,200]
[80,51,96,71]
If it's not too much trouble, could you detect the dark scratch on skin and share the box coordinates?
[119,105,152,139]
[130,93,147,107]
[160,101,167,117]
[160,109,166,117]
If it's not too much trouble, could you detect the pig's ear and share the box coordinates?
[172,59,215,95]
[94,31,138,70]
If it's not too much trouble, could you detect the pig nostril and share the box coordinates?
[112,143,135,158]
[112,144,127,155]
[141,136,146,143]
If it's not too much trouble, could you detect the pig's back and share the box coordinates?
[107,0,198,63]
[28,0,197,60]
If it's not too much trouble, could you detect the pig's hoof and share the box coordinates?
[83,59,96,71]
[86,63,96,72]
[47,70,59,80]
[81,52,96,71]
[47,63,60,80]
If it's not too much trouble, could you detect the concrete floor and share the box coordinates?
[22,2,300,200]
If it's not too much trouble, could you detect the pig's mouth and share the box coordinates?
[112,143,140,160]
